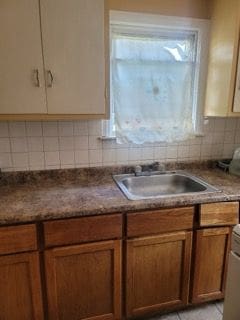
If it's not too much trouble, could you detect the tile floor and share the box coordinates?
[147,301,224,320]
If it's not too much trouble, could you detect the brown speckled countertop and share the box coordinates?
[0,162,240,225]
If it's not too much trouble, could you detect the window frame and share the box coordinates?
[102,11,210,139]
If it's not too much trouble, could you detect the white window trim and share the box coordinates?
[102,11,210,139]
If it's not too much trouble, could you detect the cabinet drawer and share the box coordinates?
[127,207,194,238]
[44,214,123,247]
[0,224,37,255]
[199,202,239,227]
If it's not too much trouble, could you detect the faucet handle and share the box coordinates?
[156,163,166,171]
[134,165,142,175]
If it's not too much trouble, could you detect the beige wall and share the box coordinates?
[107,0,211,19]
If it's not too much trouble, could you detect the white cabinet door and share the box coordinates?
[40,0,108,115]
[0,0,47,114]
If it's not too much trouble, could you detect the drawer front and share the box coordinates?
[199,202,239,227]
[127,207,194,238]
[44,214,123,247]
[0,224,37,255]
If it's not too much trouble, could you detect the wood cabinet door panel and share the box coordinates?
[191,227,231,303]
[45,240,122,320]
[126,232,192,318]
[0,252,44,320]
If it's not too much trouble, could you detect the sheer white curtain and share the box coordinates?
[111,29,197,144]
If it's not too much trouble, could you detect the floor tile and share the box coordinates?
[215,301,224,314]
[148,313,180,320]
[178,303,222,320]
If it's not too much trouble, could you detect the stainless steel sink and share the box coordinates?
[113,171,220,200]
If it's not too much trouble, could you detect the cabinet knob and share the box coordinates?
[46,70,54,88]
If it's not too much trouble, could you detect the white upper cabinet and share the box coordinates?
[40,0,107,116]
[204,0,240,117]
[0,0,108,119]
[0,0,47,114]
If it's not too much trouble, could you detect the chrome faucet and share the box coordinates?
[134,162,166,176]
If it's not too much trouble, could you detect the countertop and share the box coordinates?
[0,162,240,225]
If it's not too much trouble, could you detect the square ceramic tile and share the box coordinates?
[102,140,117,149]
[215,301,224,314]
[12,153,29,167]
[225,118,237,132]
[59,136,74,151]
[0,138,11,152]
[214,118,226,132]
[224,131,236,144]
[148,313,180,320]
[212,132,225,144]
[42,122,58,137]
[203,118,214,133]
[26,122,42,137]
[43,137,59,152]
[141,147,154,161]
[103,149,117,164]
[74,136,89,150]
[200,145,212,159]
[0,153,12,168]
[44,151,60,166]
[88,120,102,136]
[10,137,28,153]
[129,148,141,161]
[89,149,102,164]
[73,121,88,135]
[178,303,222,320]
[223,144,235,158]
[28,137,44,152]
[116,148,129,163]
[189,145,201,158]
[178,145,189,159]
[9,122,26,137]
[88,136,102,150]
[167,146,178,159]
[74,150,89,165]
[58,121,74,136]
[0,122,9,137]
[154,147,167,160]
[29,152,45,167]
[60,150,75,165]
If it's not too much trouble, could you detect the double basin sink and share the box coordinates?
[113,171,220,200]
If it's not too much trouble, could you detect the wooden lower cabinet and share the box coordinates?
[0,252,44,320]
[126,231,192,318]
[45,240,122,320]
[191,227,231,303]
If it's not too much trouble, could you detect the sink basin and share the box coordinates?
[113,171,220,200]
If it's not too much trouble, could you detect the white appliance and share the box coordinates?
[223,225,240,320]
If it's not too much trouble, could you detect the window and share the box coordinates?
[103,11,210,144]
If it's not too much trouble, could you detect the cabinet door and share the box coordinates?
[45,240,122,320]
[204,0,240,117]
[191,227,231,303]
[40,0,108,116]
[126,231,192,318]
[0,0,47,114]
[0,252,44,320]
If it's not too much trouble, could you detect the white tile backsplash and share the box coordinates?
[0,118,239,171]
